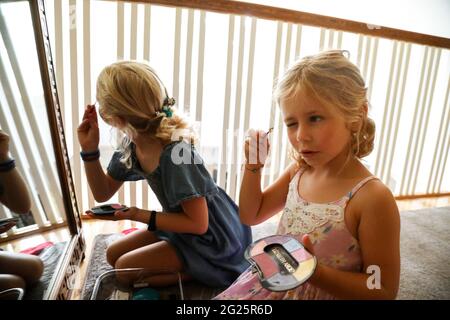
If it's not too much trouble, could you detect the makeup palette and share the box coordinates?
[245,234,317,292]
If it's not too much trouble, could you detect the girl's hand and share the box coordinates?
[114,206,139,221]
[0,129,10,161]
[244,129,270,169]
[302,234,321,283]
[77,104,100,152]
[84,206,139,221]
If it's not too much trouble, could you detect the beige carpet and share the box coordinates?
[396,206,450,299]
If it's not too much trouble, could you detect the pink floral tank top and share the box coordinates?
[214,169,378,300]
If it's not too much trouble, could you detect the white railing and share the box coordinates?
[3,0,448,238]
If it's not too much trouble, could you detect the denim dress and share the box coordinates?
[107,141,252,287]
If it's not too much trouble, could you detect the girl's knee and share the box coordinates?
[114,254,130,270]
[106,242,121,267]
[22,256,44,284]
[30,257,44,282]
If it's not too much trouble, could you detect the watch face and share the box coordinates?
[245,234,316,292]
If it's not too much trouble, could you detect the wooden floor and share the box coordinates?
[0,227,70,253]
[1,195,449,299]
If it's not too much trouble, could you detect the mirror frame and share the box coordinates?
[27,0,85,300]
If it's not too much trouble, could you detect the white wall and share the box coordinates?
[247,0,450,38]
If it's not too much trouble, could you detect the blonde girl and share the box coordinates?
[215,50,400,300]
[77,61,252,288]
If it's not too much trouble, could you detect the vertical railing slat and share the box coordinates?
[400,47,429,195]
[143,5,151,61]
[236,17,257,198]
[130,3,138,60]
[430,77,450,193]
[337,30,343,49]
[82,0,95,210]
[328,29,335,49]
[356,34,363,67]
[265,21,283,188]
[406,48,434,194]
[183,9,194,115]
[279,23,292,171]
[195,11,206,123]
[385,44,411,187]
[362,36,371,79]
[436,113,450,191]
[116,1,125,204]
[375,41,397,178]
[54,0,65,119]
[116,2,124,59]
[427,78,450,193]
[68,0,84,213]
[411,49,441,193]
[172,8,181,104]
[141,4,152,210]
[319,28,325,51]
[367,38,378,100]
[217,15,235,190]
[129,3,138,207]
[229,16,246,199]
[380,42,404,183]
[294,25,302,59]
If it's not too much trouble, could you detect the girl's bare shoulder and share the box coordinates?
[350,178,399,222]
[287,162,304,181]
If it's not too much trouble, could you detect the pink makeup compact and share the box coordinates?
[245,234,317,291]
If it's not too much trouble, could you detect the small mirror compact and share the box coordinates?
[86,204,128,216]
[245,235,317,292]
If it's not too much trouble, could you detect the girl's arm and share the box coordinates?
[239,129,293,226]
[239,163,294,226]
[308,181,400,299]
[77,105,123,202]
[0,130,31,214]
[83,161,123,202]
[0,167,31,214]
[119,197,209,235]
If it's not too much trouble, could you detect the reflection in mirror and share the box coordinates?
[0,0,72,299]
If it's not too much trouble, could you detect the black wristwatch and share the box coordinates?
[147,210,157,232]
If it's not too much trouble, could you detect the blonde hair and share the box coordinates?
[274,50,375,169]
[96,61,194,168]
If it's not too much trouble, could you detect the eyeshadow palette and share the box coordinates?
[245,234,317,292]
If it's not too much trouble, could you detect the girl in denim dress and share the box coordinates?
[77,61,251,288]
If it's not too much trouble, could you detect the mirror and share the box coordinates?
[0,0,84,300]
